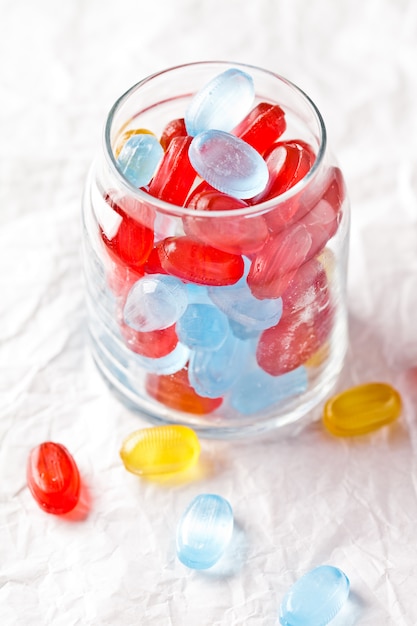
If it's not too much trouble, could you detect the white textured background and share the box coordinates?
[1,1,417,624]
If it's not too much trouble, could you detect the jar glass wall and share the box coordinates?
[82,61,350,437]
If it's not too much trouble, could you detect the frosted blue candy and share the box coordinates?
[129,342,190,375]
[188,333,250,398]
[123,274,188,332]
[208,283,283,332]
[116,133,163,187]
[176,303,229,351]
[185,283,212,305]
[176,494,234,569]
[229,319,261,340]
[185,68,255,136]
[231,365,308,415]
[188,130,269,199]
[279,565,350,626]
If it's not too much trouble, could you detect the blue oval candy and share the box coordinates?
[116,133,163,187]
[189,130,269,199]
[176,494,234,569]
[185,68,255,136]
[176,303,229,351]
[279,565,350,626]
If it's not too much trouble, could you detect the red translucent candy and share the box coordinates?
[106,261,144,298]
[148,136,196,205]
[183,184,268,255]
[160,118,187,151]
[157,235,245,286]
[143,246,167,275]
[101,196,154,273]
[256,291,333,376]
[146,367,223,414]
[27,442,81,515]
[247,224,312,299]
[233,102,286,156]
[281,257,330,318]
[297,197,340,262]
[120,321,178,358]
[252,140,316,206]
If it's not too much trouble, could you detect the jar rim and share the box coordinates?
[103,60,327,218]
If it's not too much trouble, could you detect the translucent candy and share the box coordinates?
[156,235,245,286]
[146,367,223,414]
[27,442,80,515]
[120,320,178,359]
[185,68,255,136]
[123,274,188,332]
[119,424,200,476]
[148,136,196,205]
[160,118,187,151]
[233,102,286,155]
[116,132,163,188]
[176,494,234,569]
[176,303,229,351]
[208,280,283,332]
[323,382,402,436]
[130,341,190,375]
[279,565,350,626]
[188,129,269,199]
[231,365,308,415]
[114,128,155,159]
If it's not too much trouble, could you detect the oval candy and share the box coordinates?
[119,424,200,476]
[116,132,163,188]
[176,493,234,569]
[279,565,350,626]
[323,382,402,436]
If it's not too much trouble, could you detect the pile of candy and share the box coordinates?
[95,67,346,418]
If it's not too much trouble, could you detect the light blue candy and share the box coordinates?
[116,133,163,187]
[208,283,283,332]
[185,283,212,305]
[176,303,229,351]
[279,565,350,626]
[188,130,269,199]
[188,332,250,398]
[176,494,234,570]
[185,68,255,136]
[230,365,308,415]
[123,274,188,332]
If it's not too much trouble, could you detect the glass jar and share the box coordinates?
[82,61,350,437]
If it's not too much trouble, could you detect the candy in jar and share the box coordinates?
[27,442,81,515]
[323,382,402,436]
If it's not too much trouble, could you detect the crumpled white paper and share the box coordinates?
[1,1,417,624]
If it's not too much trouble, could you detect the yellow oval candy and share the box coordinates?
[323,382,402,436]
[119,424,201,476]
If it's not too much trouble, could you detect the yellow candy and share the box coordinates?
[323,382,402,436]
[114,128,154,158]
[119,424,201,476]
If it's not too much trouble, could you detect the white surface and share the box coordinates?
[1,1,417,624]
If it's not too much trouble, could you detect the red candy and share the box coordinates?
[233,102,286,155]
[156,235,245,286]
[183,184,268,255]
[120,321,178,358]
[148,136,196,205]
[146,367,223,414]
[100,195,154,273]
[160,118,187,151]
[247,224,312,299]
[281,257,329,318]
[27,442,81,515]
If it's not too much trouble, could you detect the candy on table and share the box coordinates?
[119,319,178,358]
[188,129,269,199]
[148,136,196,206]
[114,127,155,159]
[322,382,402,436]
[176,303,229,351]
[247,223,313,300]
[184,184,269,255]
[27,442,81,515]
[116,132,164,188]
[279,565,350,626]
[230,365,308,415]
[176,494,234,569]
[185,68,255,136]
[251,140,316,206]
[146,366,223,414]
[123,274,188,332]
[160,118,187,151]
[119,424,200,476]
[233,101,286,156]
[156,235,245,286]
